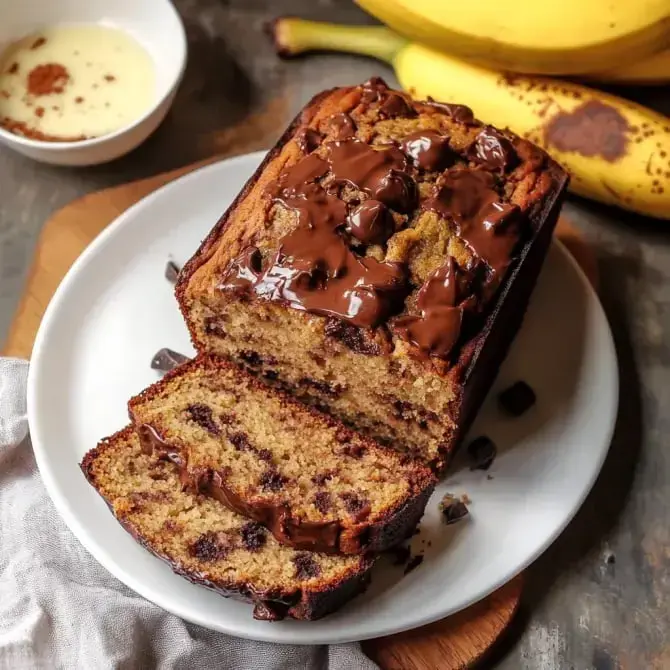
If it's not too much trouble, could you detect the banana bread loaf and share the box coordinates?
[177,78,569,472]
[81,426,373,621]
[128,355,435,555]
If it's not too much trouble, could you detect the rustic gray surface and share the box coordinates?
[1,1,669,668]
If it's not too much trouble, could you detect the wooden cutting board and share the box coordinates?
[2,158,596,670]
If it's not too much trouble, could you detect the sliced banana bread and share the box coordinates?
[81,426,374,621]
[128,355,435,555]
[176,78,568,471]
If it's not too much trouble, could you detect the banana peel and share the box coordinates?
[271,18,670,220]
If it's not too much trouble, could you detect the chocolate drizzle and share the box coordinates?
[420,98,475,124]
[327,140,417,213]
[424,168,520,276]
[399,130,457,172]
[393,258,465,359]
[219,145,411,328]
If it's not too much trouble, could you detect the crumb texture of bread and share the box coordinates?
[128,356,435,554]
[80,427,374,621]
[177,78,568,470]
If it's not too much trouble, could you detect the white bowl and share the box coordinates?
[0,0,187,166]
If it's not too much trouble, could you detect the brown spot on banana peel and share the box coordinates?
[544,100,630,162]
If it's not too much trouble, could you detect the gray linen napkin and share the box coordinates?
[0,357,379,670]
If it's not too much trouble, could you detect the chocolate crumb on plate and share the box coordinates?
[165,260,181,283]
[498,380,536,416]
[151,348,190,372]
[439,493,469,525]
[467,435,497,470]
[404,554,424,575]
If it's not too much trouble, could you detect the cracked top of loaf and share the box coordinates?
[179,78,565,363]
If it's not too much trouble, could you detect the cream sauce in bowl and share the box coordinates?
[0,24,155,141]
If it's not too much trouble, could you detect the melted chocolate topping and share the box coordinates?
[470,127,517,172]
[424,168,520,275]
[327,140,417,213]
[330,113,357,140]
[296,127,322,154]
[345,199,394,245]
[421,98,475,124]
[399,130,457,172]
[393,258,464,359]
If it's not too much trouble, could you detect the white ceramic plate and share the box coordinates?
[28,152,618,644]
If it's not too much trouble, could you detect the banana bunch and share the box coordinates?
[356,0,670,80]
[271,19,670,219]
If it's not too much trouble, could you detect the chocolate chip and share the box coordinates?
[150,348,189,372]
[240,522,267,551]
[203,317,227,339]
[388,544,411,566]
[467,436,497,470]
[263,369,279,381]
[299,377,343,398]
[311,471,335,485]
[165,260,180,283]
[340,443,366,459]
[190,531,234,561]
[186,404,220,436]
[296,127,322,153]
[257,448,273,462]
[439,493,470,525]
[239,350,263,367]
[293,553,321,579]
[324,317,383,355]
[313,491,332,513]
[498,381,536,417]
[229,431,251,451]
[403,554,424,575]
[340,492,370,518]
[260,469,287,492]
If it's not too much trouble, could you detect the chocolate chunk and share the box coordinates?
[498,381,536,416]
[150,348,189,372]
[299,377,343,398]
[164,260,180,283]
[240,522,267,551]
[399,130,457,172]
[263,369,279,381]
[296,127,322,153]
[389,544,411,566]
[346,199,395,245]
[252,601,286,621]
[203,317,227,339]
[439,493,469,525]
[470,127,518,172]
[403,554,424,575]
[330,112,356,140]
[379,92,416,119]
[313,491,332,513]
[324,318,383,356]
[229,431,251,452]
[293,552,321,579]
[340,492,370,520]
[239,350,264,367]
[260,469,287,492]
[467,436,497,470]
[190,531,234,561]
[421,98,475,124]
[186,404,220,436]
[312,471,335,485]
[257,448,273,462]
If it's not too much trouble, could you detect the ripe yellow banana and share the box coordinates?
[355,0,670,76]
[590,49,670,85]
[271,19,670,220]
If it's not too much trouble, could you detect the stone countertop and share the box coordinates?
[1,1,669,668]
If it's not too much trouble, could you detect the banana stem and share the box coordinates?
[270,18,404,64]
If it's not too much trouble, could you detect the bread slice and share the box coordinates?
[128,355,435,555]
[81,426,374,621]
